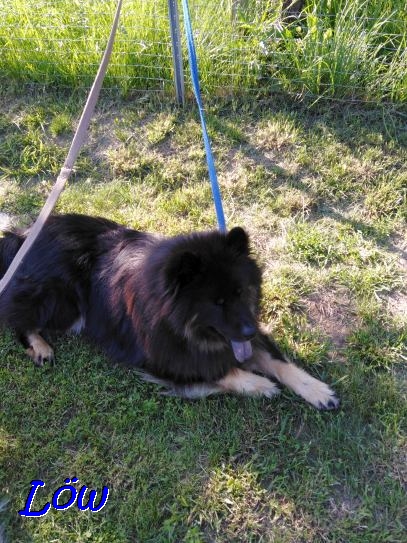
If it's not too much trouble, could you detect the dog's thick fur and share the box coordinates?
[0,214,339,409]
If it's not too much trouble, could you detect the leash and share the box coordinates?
[0,0,123,297]
[181,0,227,232]
[181,2,255,363]
[1,0,226,298]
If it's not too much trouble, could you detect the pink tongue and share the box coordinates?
[231,340,253,363]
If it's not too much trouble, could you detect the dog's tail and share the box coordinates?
[0,229,24,279]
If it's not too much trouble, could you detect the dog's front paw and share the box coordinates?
[251,378,281,399]
[218,368,281,399]
[26,334,55,366]
[299,377,340,410]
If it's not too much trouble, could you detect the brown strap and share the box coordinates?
[0,0,123,297]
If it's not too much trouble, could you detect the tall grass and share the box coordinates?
[0,0,174,93]
[0,0,406,101]
[262,0,407,101]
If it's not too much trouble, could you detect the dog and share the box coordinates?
[0,213,339,409]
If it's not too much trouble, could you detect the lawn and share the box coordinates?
[0,82,406,542]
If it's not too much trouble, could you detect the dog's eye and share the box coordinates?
[215,298,225,306]
[235,287,242,296]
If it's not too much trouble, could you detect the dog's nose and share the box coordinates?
[241,323,256,340]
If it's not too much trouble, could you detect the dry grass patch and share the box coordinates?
[251,114,301,152]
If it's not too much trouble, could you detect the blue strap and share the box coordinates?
[181,0,227,232]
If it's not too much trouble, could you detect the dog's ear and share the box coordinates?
[165,251,202,289]
[226,227,250,256]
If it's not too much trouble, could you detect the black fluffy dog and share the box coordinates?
[0,214,339,409]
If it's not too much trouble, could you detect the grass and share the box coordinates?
[264,0,407,102]
[0,84,406,542]
[0,0,407,102]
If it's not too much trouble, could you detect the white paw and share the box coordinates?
[26,335,54,366]
[298,376,340,410]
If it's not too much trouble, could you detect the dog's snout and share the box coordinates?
[241,323,256,340]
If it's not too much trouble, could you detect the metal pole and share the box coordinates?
[168,0,185,106]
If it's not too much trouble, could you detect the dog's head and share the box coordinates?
[164,227,262,360]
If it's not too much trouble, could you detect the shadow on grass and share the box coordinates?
[0,327,405,542]
[208,98,406,257]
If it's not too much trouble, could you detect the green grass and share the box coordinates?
[0,86,406,542]
[0,0,406,102]
[265,0,407,102]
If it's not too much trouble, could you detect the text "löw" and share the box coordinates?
[18,478,109,517]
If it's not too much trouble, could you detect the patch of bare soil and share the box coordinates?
[328,488,363,522]
[87,111,123,161]
[386,292,407,320]
[390,445,407,491]
[304,288,358,355]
